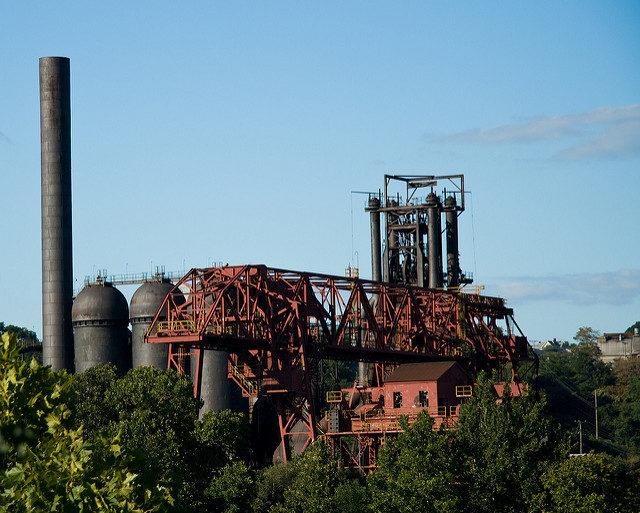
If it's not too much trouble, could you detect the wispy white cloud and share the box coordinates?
[490,269,640,306]
[435,105,640,160]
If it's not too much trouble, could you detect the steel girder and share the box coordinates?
[146,264,537,461]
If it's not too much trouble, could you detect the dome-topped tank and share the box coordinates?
[130,280,176,369]
[72,282,130,374]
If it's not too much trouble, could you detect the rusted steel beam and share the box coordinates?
[147,264,535,464]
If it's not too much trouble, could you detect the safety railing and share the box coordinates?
[229,364,258,396]
[459,285,484,295]
[352,419,401,432]
[155,320,196,334]
[437,284,485,295]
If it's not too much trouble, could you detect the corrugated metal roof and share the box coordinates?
[385,361,460,382]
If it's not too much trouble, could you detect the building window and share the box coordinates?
[418,390,429,407]
[455,385,473,398]
[393,392,402,408]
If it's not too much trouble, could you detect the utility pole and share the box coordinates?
[594,390,599,440]
[578,420,583,454]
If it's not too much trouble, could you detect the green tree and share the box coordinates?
[573,326,601,345]
[195,410,254,512]
[195,409,250,467]
[258,442,363,513]
[0,332,171,512]
[104,366,201,510]
[252,460,298,512]
[0,332,72,470]
[567,343,613,397]
[72,365,201,510]
[70,363,119,439]
[1,415,171,512]
[454,376,566,513]
[0,323,39,344]
[613,373,640,453]
[72,364,257,511]
[369,412,462,513]
[535,453,640,513]
[538,340,614,428]
[205,461,255,513]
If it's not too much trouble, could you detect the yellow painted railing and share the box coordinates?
[459,285,485,295]
[156,320,196,333]
[229,364,258,395]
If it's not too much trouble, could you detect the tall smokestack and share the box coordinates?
[40,57,73,371]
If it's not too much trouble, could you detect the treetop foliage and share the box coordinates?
[3,323,640,512]
[536,452,640,513]
[573,326,601,345]
[0,323,39,344]
[0,332,171,512]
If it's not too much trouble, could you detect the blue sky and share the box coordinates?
[1,1,639,343]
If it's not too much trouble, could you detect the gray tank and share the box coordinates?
[190,350,247,417]
[185,286,247,417]
[72,282,130,374]
[130,280,175,369]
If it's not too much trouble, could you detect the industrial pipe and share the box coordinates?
[426,192,443,289]
[445,196,460,289]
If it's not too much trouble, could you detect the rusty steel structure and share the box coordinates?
[146,264,537,463]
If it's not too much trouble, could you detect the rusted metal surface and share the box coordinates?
[326,361,471,471]
[145,264,537,464]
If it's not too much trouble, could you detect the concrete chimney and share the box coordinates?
[40,57,73,371]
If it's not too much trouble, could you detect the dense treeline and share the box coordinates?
[1,330,639,512]
[0,323,39,344]
[537,328,640,457]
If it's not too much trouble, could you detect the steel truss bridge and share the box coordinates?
[146,264,537,463]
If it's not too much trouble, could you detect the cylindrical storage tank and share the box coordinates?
[130,280,175,369]
[72,282,130,374]
[40,57,73,372]
[191,350,247,417]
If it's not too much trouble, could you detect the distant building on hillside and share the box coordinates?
[536,338,568,352]
[538,340,558,351]
[597,328,640,363]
